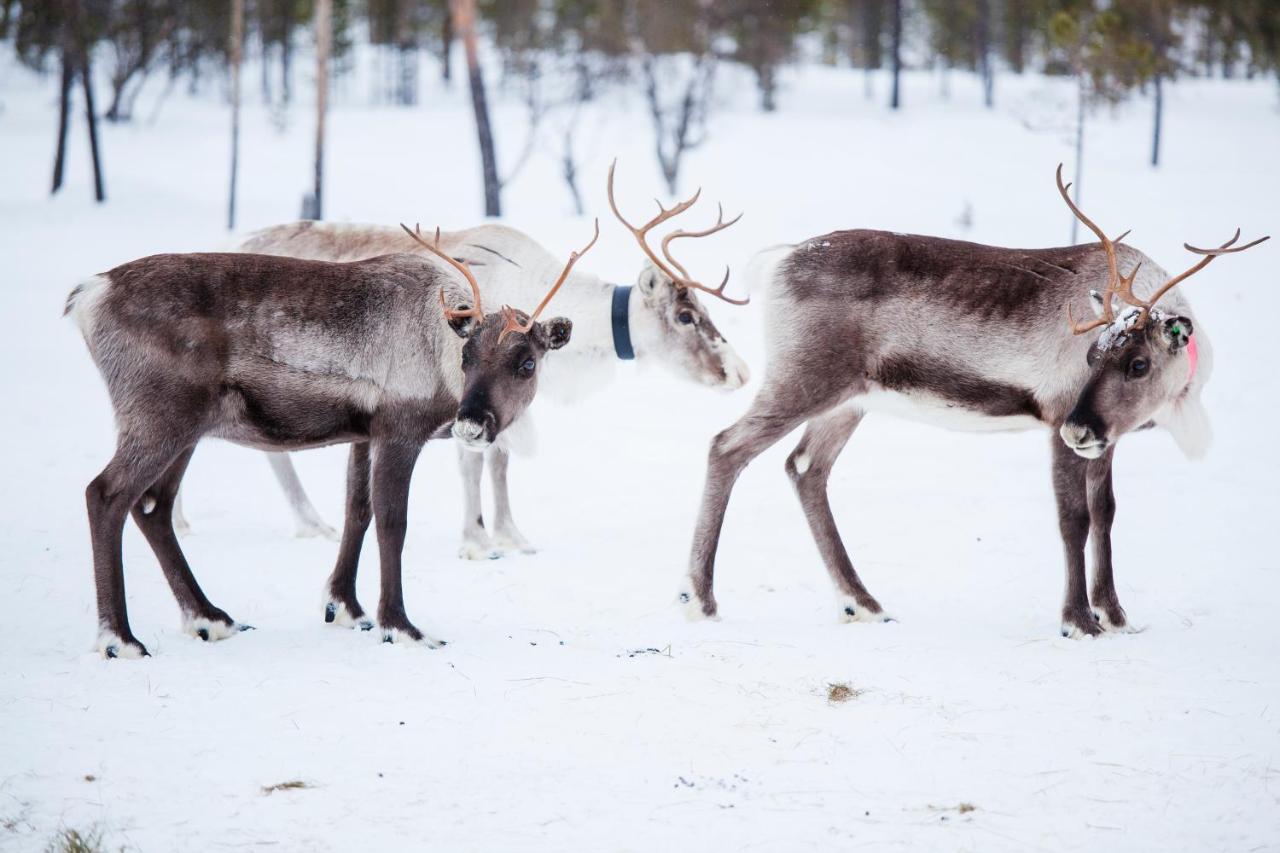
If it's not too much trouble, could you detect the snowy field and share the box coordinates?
[2,52,1279,851]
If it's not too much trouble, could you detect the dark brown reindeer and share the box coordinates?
[68,223,597,658]
[683,165,1267,637]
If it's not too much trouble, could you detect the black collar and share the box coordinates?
[611,285,635,360]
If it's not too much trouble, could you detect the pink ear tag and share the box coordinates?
[1185,335,1198,386]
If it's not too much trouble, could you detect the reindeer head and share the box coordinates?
[1052,165,1267,459]
[606,162,751,390]
[401,222,598,451]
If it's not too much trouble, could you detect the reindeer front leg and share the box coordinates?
[1051,437,1104,638]
[323,442,374,631]
[489,444,536,555]
[371,439,444,647]
[456,445,498,560]
[1086,449,1135,632]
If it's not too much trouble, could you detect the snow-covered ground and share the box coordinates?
[1,52,1278,851]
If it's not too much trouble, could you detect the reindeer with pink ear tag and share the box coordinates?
[683,164,1267,638]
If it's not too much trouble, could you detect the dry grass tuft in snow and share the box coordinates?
[826,682,863,704]
[44,826,106,853]
[260,780,313,796]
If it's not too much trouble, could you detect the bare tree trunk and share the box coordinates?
[1151,71,1163,167]
[80,41,106,201]
[1070,74,1086,244]
[758,65,776,112]
[51,51,73,194]
[889,0,902,110]
[281,12,292,105]
[561,126,583,216]
[313,0,331,220]
[452,0,501,216]
[977,0,993,107]
[228,0,244,230]
[441,5,453,84]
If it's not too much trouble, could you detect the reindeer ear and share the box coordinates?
[447,309,480,339]
[541,317,573,350]
[1088,290,1108,319]
[1159,315,1193,352]
[636,261,667,299]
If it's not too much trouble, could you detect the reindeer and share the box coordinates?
[68,224,596,658]
[683,165,1267,637]
[196,163,751,559]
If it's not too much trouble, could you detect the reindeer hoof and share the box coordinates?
[677,589,719,622]
[1093,607,1143,634]
[458,540,501,561]
[185,616,244,642]
[96,631,149,660]
[324,599,368,629]
[380,625,446,649]
[1061,610,1105,638]
[840,598,894,624]
[493,532,537,555]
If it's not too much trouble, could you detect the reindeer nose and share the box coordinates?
[452,412,495,451]
[1059,422,1106,459]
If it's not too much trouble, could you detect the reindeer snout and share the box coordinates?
[452,411,496,452]
[1059,422,1107,459]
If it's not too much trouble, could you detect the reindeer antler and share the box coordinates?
[1054,165,1269,334]
[498,219,601,342]
[606,160,747,305]
[1056,164,1132,335]
[401,223,485,323]
[1125,229,1269,327]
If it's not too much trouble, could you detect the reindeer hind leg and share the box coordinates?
[683,381,846,619]
[132,447,250,642]
[784,404,891,623]
[87,430,201,659]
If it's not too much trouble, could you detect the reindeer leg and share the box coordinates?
[456,444,497,561]
[371,440,443,647]
[131,448,248,642]
[489,444,535,555]
[267,452,337,540]
[683,385,826,619]
[87,430,200,659]
[1086,448,1135,632]
[323,442,374,630]
[1051,437,1103,638]
[784,405,891,623]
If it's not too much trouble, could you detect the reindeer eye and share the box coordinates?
[677,311,694,325]
[518,358,536,376]
[1128,357,1149,379]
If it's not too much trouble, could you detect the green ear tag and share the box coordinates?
[1170,324,1183,337]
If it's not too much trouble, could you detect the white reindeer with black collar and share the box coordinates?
[683,165,1266,637]
[68,224,595,658]
[214,163,751,559]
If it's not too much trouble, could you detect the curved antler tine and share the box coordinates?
[1115,262,1146,307]
[498,219,601,342]
[497,305,528,341]
[1185,229,1271,256]
[1113,229,1131,244]
[1137,231,1268,327]
[401,222,484,320]
[1067,302,1110,335]
[606,160,690,284]
[1055,163,1124,325]
[658,202,746,302]
[681,265,749,306]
